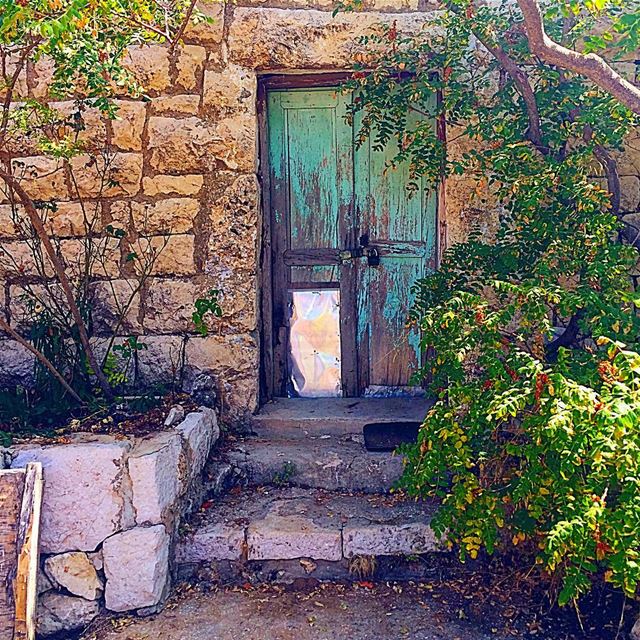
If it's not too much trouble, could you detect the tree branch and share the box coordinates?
[516,0,640,115]
[0,166,115,401]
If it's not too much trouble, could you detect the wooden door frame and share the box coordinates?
[257,72,445,403]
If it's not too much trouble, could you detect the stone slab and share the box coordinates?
[176,522,246,562]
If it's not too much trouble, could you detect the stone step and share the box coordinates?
[224,434,405,494]
[251,397,433,439]
[175,487,441,576]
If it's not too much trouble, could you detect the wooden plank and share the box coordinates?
[13,462,43,640]
[0,470,25,640]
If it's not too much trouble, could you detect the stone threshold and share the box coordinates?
[176,487,441,566]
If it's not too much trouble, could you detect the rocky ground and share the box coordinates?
[78,555,636,640]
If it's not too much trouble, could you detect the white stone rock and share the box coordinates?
[11,439,132,553]
[102,525,170,612]
[128,431,184,525]
[175,522,245,562]
[44,551,103,600]
[37,592,99,637]
[247,513,342,561]
[164,404,185,427]
[342,522,439,558]
[631,616,640,640]
[175,408,220,479]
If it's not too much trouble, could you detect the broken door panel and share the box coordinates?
[288,290,342,398]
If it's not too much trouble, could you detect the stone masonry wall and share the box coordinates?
[2,407,219,636]
[1,1,639,425]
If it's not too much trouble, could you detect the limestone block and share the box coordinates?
[128,431,184,525]
[185,335,259,378]
[176,45,206,91]
[46,201,102,237]
[111,100,147,151]
[90,279,142,334]
[103,525,170,612]
[183,0,225,44]
[203,65,256,113]
[621,175,640,213]
[144,278,201,333]
[50,100,108,149]
[247,513,342,561]
[44,551,104,600]
[0,240,51,278]
[147,116,219,173]
[164,405,185,427]
[11,440,132,553]
[60,237,121,279]
[11,156,67,201]
[343,522,439,557]
[31,56,55,99]
[124,45,171,94]
[69,153,143,198]
[175,522,245,562]
[142,174,204,197]
[227,7,429,69]
[37,592,99,637]
[135,335,186,387]
[133,234,196,276]
[132,198,200,234]
[151,94,201,116]
[213,112,257,172]
[175,408,219,478]
[9,283,68,332]
[0,339,35,384]
[0,56,28,99]
[0,205,20,238]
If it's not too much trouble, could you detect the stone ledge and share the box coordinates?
[7,407,220,635]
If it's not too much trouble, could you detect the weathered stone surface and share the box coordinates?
[0,240,51,278]
[90,279,142,334]
[37,592,99,637]
[142,174,204,197]
[145,278,201,333]
[133,234,196,276]
[60,237,121,279]
[151,94,201,115]
[135,335,186,387]
[183,0,225,44]
[620,175,640,213]
[0,340,35,384]
[46,201,102,237]
[132,198,200,234]
[227,7,429,69]
[213,113,256,171]
[51,100,108,149]
[630,615,640,640]
[0,205,20,237]
[175,522,245,562]
[203,65,256,113]
[111,100,147,151]
[176,45,206,91]
[11,156,67,201]
[128,431,184,525]
[343,523,438,557]
[164,405,185,427]
[103,525,170,612]
[44,551,104,600]
[124,45,171,94]
[147,116,218,173]
[175,408,219,478]
[11,440,132,553]
[247,513,342,561]
[69,153,143,198]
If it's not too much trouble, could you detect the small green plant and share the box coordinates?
[272,461,297,486]
[192,289,223,337]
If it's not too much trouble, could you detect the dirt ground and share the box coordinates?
[79,574,635,640]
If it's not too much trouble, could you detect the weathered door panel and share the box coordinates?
[354,116,437,394]
[266,89,356,397]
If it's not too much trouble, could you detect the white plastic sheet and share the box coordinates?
[289,289,341,397]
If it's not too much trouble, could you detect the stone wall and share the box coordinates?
[1,1,638,425]
[2,407,218,636]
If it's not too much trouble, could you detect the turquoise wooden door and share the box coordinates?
[265,86,437,398]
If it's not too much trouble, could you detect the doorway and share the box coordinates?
[259,77,437,400]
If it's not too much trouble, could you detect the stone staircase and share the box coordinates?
[176,398,442,584]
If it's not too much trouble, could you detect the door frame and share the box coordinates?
[257,72,446,403]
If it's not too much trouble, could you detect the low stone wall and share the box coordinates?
[1,407,219,637]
